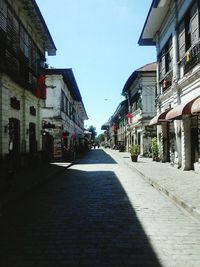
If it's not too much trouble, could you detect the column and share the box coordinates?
[181,116,191,170]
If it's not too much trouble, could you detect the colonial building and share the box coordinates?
[42,68,88,161]
[0,0,56,169]
[108,100,128,150]
[101,121,111,147]
[139,0,200,172]
[122,63,157,155]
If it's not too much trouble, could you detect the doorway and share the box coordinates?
[29,122,36,153]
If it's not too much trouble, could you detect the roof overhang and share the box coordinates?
[166,98,198,120]
[122,71,138,94]
[149,109,171,125]
[23,0,57,55]
[45,68,82,101]
[101,122,110,130]
[138,0,171,46]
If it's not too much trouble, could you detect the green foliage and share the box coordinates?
[151,137,159,157]
[87,125,97,141]
[96,133,105,143]
[129,144,140,156]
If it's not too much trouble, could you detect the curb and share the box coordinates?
[123,159,200,222]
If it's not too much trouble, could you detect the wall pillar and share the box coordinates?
[181,116,191,170]
[140,131,144,155]
[174,120,182,168]
[161,123,169,162]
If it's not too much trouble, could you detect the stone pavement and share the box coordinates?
[1,149,200,266]
[0,160,72,214]
[105,148,200,222]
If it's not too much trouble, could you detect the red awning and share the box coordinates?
[191,96,200,114]
[165,98,198,120]
[149,109,171,126]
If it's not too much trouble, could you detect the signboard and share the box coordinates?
[53,139,62,158]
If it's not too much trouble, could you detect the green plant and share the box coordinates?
[129,144,140,156]
[151,137,159,157]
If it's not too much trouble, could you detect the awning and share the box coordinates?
[166,98,197,120]
[149,109,171,125]
[191,96,200,114]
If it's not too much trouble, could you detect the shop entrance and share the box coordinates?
[9,118,20,154]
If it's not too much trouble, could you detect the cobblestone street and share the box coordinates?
[0,149,200,267]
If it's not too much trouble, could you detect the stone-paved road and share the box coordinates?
[0,149,200,267]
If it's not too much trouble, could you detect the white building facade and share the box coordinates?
[0,0,56,169]
[122,63,157,155]
[42,69,88,160]
[139,0,200,171]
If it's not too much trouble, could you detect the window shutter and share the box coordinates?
[161,53,165,78]
[168,39,173,71]
[178,20,185,60]
[0,0,7,32]
[190,2,198,46]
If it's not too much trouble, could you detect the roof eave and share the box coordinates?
[138,0,170,46]
[31,0,57,55]
[138,38,156,46]
[122,71,138,94]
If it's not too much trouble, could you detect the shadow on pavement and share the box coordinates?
[76,148,117,164]
[0,166,162,266]
[0,161,69,212]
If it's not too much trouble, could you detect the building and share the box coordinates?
[107,100,128,150]
[101,121,111,147]
[42,68,88,161]
[139,0,200,172]
[0,0,56,170]
[122,63,157,155]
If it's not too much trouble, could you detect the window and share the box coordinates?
[61,90,65,112]
[65,97,69,115]
[20,26,30,58]
[0,0,7,32]
[178,20,185,60]
[6,9,19,52]
[178,1,199,59]
[158,37,172,80]
[165,38,172,73]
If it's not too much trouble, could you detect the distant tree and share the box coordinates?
[87,125,97,141]
[96,134,105,144]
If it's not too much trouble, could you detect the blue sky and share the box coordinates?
[36,0,156,134]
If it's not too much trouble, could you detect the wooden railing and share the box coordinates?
[180,40,200,74]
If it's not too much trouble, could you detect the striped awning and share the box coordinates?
[149,109,171,125]
[191,96,200,114]
[166,98,197,120]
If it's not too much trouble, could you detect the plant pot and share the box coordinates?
[131,155,138,162]
[153,156,160,162]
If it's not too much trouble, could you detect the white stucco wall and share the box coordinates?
[0,74,42,155]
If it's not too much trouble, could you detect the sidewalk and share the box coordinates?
[0,160,73,214]
[105,148,200,222]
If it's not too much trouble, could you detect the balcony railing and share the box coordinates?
[0,10,46,98]
[181,40,200,74]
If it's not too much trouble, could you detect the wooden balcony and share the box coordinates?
[0,28,45,98]
[181,41,200,74]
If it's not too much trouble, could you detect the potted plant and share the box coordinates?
[151,137,160,161]
[130,144,140,162]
